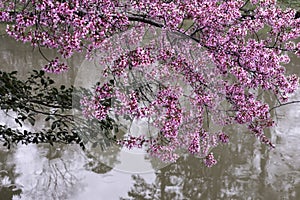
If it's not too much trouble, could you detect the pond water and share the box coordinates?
[0,35,300,200]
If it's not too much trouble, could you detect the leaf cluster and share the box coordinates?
[0,70,118,150]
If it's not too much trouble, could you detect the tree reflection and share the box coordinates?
[17,144,81,200]
[121,126,291,200]
[0,147,22,200]
[13,142,119,200]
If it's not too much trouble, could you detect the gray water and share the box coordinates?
[0,35,299,200]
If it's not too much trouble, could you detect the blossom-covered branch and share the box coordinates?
[0,0,299,167]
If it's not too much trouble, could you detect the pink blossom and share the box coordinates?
[204,152,217,167]
[1,0,299,167]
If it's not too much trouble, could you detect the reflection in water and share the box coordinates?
[0,33,300,199]
[13,145,83,200]
[8,144,155,200]
[267,89,300,199]
[0,147,22,200]
[122,125,299,200]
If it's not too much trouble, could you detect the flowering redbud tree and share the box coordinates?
[0,0,299,167]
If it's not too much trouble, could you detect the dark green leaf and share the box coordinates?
[28,117,35,126]
[15,118,22,127]
[51,122,56,130]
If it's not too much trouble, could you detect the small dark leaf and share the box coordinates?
[80,142,86,150]
[39,70,45,76]
[28,117,35,126]
[41,78,45,85]
[15,118,22,127]
[45,115,53,121]
[24,107,30,113]
[54,88,58,93]
[51,122,56,130]
[33,138,38,144]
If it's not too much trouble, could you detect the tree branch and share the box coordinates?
[269,101,300,112]
[127,15,164,28]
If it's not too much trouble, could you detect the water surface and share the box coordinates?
[0,35,299,200]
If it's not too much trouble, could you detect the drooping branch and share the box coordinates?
[127,15,163,28]
[269,100,300,112]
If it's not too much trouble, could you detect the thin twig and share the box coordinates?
[269,100,300,112]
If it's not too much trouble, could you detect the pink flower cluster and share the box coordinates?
[80,43,229,166]
[1,0,130,70]
[1,0,299,167]
[153,88,183,139]
[110,47,154,76]
[42,57,69,74]
[204,152,217,168]
[148,140,180,163]
[218,132,229,144]
[188,134,200,154]
[80,83,113,121]
[117,135,148,149]
[80,35,295,166]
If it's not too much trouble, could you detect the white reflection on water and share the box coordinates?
[267,89,300,199]
[10,144,155,200]
[0,110,155,199]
